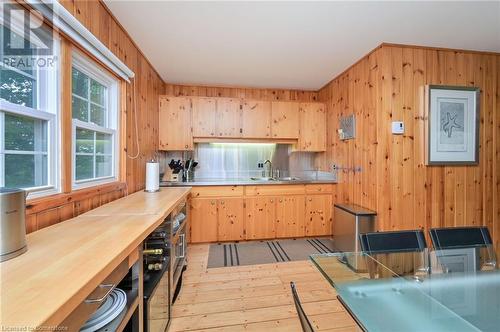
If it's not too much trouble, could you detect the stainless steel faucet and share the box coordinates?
[263,159,272,178]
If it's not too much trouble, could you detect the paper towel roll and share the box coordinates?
[145,162,160,192]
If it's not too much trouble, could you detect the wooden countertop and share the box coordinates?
[0,187,191,329]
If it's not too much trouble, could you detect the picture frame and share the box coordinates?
[425,85,480,165]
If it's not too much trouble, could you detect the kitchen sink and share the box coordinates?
[250,177,301,182]
[250,177,275,181]
[277,177,301,181]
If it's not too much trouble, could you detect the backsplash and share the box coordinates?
[159,143,335,181]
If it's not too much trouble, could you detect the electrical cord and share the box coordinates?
[126,76,140,160]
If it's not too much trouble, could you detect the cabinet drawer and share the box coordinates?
[60,250,134,330]
[245,185,305,196]
[305,184,333,193]
[190,186,244,197]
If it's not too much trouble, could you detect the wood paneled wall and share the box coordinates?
[25,0,163,232]
[164,84,319,102]
[318,44,500,255]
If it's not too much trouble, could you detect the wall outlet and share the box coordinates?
[392,121,404,134]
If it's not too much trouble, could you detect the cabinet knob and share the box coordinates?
[279,199,282,203]
[211,201,215,205]
[308,198,312,202]
[220,200,225,205]
[185,145,188,148]
[270,199,274,203]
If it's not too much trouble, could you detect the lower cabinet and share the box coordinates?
[245,197,277,239]
[305,194,333,236]
[190,197,245,243]
[276,195,306,238]
[189,185,333,243]
[218,198,245,241]
[190,198,218,243]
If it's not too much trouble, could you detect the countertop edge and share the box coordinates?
[160,180,337,187]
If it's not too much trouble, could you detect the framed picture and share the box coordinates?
[425,85,480,165]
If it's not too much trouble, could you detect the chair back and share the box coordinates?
[429,226,492,249]
[290,282,314,332]
[360,230,427,254]
[429,227,496,272]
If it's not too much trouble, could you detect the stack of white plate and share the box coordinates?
[80,288,127,332]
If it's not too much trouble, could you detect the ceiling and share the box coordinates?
[104,1,500,91]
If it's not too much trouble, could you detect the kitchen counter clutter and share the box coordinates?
[0,187,191,331]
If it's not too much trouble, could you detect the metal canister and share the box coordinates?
[0,188,27,262]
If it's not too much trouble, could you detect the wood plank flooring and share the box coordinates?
[170,244,361,331]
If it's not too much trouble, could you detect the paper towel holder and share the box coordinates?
[144,158,161,193]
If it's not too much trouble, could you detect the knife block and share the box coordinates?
[162,169,180,182]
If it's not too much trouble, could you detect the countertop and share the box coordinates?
[0,187,191,329]
[160,178,337,187]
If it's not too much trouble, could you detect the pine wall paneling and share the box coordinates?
[318,44,499,256]
[164,84,319,102]
[25,0,163,232]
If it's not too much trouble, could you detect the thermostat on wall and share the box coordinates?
[392,121,404,134]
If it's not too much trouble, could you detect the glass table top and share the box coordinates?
[310,251,500,332]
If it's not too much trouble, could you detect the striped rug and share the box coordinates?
[207,238,335,268]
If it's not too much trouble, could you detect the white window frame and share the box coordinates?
[71,51,119,190]
[0,28,60,199]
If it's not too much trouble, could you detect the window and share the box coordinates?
[72,52,118,188]
[0,17,59,197]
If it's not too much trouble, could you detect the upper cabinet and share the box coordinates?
[159,96,326,151]
[241,100,271,138]
[271,101,299,139]
[216,98,241,138]
[298,102,326,151]
[159,96,193,151]
[192,97,217,137]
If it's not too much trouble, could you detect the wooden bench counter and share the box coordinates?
[0,187,191,330]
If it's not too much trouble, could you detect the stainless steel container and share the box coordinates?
[0,188,28,262]
[333,204,376,271]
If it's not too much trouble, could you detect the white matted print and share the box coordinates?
[426,86,480,165]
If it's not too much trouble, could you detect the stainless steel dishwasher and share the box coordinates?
[333,204,376,271]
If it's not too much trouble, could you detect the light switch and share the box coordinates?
[392,121,404,134]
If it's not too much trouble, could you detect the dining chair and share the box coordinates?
[290,282,314,332]
[359,230,428,278]
[429,226,496,272]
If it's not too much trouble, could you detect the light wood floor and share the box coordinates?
[170,244,361,331]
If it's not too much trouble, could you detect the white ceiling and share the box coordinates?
[104,1,500,90]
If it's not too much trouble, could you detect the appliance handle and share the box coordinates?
[179,234,185,258]
[85,283,116,303]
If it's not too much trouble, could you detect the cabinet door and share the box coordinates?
[216,98,241,137]
[190,198,218,243]
[298,103,326,151]
[241,100,271,138]
[271,101,299,139]
[159,97,193,150]
[245,197,276,240]
[192,97,217,137]
[218,198,245,241]
[305,194,332,236]
[276,195,305,238]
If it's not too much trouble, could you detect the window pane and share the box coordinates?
[90,104,106,127]
[0,69,36,108]
[72,67,88,98]
[90,79,106,106]
[76,128,94,153]
[96,155,112,178]
[72,96,88,122]
[96,132,112,154]
[5,113,47,152]
[5,154,47,188]
[1,25,35,76]
[75,155,94,181]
